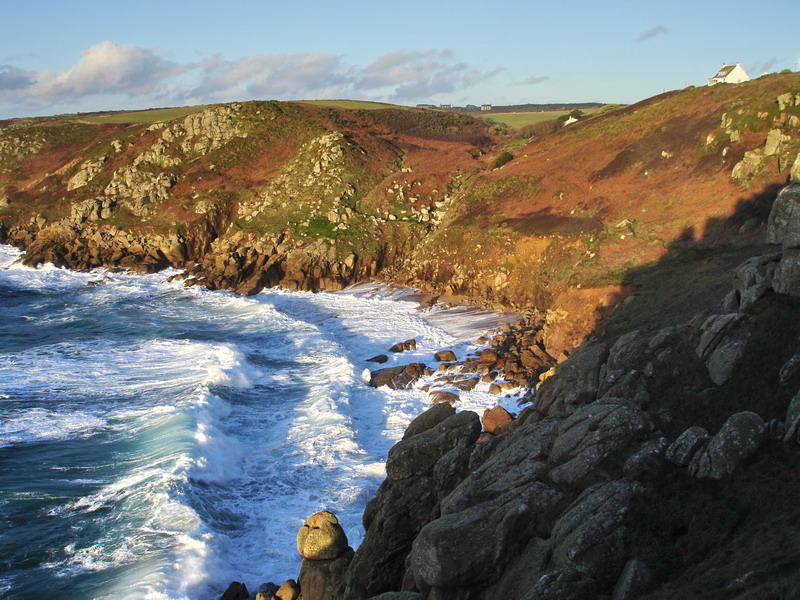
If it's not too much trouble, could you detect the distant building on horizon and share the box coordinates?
[480,104,492,111]
[708,63,750,85]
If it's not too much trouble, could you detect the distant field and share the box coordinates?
[298,99,407,111]
[477,111,571,128]
[79,106,207,124]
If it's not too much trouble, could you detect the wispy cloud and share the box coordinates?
[520,75,550,85]
[0,42,501,117]
[636,26,669,42]
[750,58,780,75]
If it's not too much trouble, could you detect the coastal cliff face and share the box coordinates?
[4,74,800,599]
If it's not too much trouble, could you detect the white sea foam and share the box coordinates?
[0,244,524,599]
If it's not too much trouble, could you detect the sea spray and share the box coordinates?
[0,244,522,599]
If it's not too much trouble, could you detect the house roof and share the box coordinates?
[712,64,737,78]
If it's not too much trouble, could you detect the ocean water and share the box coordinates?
[0,244,520,599]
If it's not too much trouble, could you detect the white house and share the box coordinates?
[708,63,750,85]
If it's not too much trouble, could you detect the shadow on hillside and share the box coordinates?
[568,177,800,599]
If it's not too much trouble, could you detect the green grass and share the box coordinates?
[297,100,407,111]
[477,111,570,128]
[80,106,208,124]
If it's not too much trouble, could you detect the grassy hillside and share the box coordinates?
[2,72,800,352]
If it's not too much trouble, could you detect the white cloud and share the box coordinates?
[0,42,501,117]
[28,41,182,98]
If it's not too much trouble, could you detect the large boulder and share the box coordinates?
[766,183,800,247]
[408,486,564,590]
[772,248,800,297]
[298,548,354,600]
[441,418,563,515]
[548,399,652,486]
[535,343,609,416]
[733,253,781,309]
[297,511,349,560]
[551,480,644,588]
[688,411,765,479]
[368,363,429,389]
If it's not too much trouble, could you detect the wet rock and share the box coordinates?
[367,354,389,364]
[481,406,513,434]
[219,581,248,600]
[428,390,459,405]
[297,511,349,560]
[481,537,552,598]
[552,480,644,588]
[689,412,765,479]
[666,426,711,467]
[389,339,417,353]
[368,364,428,389]
[478,348,499,363]
[434,350,456,362]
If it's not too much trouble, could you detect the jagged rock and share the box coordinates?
[434,350,457,362]
[733,253,781,309]
[219,581,248,600]
[389,339,416,353]
[666,426,711,467]
[254,582,279,600]
[343,410,480,598]
[428,390,459,405]
[551,480,644,588]
[779,354,800,388]
[696,313,747,359]
[441,418,563,515]
[408,485,564,590]
[764,128,789,155]
[548,399,652,486]
[297,511,349,560]
[732,149,764,181]
[767,183,800,247]
[481,406,513,434]
[368,364,428,389]
[386,411,480,480]
[67,156,107,190]
[367,354,389,364]
[402,403,455,440]
[535,343,609,416]
[525,569,597,599]
[612,559,653,600]
[689,412,765,479]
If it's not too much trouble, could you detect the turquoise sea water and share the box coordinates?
[0,244,515,599]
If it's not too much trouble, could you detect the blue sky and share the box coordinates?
[1,0,798,119]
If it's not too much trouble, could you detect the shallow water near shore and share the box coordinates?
[0,244,520,599]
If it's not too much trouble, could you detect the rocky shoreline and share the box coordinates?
[212,183,800,599]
